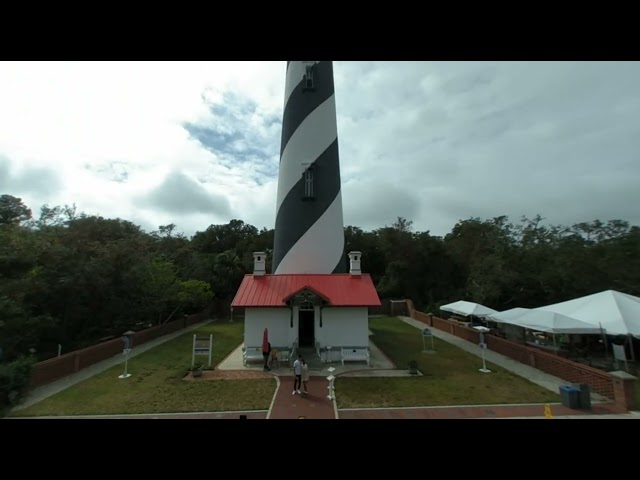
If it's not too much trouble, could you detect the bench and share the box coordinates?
[341,347,370,367]
[273,348,294,368]
[243,347,264,366]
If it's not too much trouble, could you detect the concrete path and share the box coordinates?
[399,316,607,401]
[12,319,213,412]
[7,410,268,420]
[338,402,637,419]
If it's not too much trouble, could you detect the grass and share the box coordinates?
[336,317,560,408]
[12,321,275,417]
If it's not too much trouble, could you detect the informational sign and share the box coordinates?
[192,334,213,368]
[422,328,435,353]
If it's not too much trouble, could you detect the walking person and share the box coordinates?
[301,358,310,394]
[292,355,302,394]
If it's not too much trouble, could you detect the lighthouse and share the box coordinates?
[271,61,346,275]
[231,61,381,357]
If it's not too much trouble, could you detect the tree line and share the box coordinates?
[1,192,638,407]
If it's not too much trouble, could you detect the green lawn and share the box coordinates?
[12,321,275,417]
[336,317,560,408]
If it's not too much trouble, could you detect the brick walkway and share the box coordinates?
[338,402,624,419]
[268,376,336,419]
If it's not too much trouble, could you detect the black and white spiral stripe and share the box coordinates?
[272,61,346,275]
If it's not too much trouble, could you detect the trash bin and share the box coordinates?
[575,383,592,410]
[559,385,580,409]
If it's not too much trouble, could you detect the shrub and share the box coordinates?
[0,355,36,415]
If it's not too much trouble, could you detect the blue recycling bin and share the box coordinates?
[575,383,592,410]
[559,385,580,409]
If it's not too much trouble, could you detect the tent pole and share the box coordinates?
[628,334,636,362]
[599,323,609,363]
[552,333,557,350]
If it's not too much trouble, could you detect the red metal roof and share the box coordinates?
[231,274,382,308]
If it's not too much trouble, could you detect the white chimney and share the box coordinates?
[253,252,266,276]
[348,251,362,277]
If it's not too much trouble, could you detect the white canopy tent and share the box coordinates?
[487,308,606,350]
[535,290,640,339]
[440,301,498,318]
[487,308,605,334]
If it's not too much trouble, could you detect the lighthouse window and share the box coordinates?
[303,65,315,91]
[303,168,315,199]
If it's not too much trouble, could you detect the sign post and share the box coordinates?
[473,326,491,373]
[119,331,135,379]
[422,328,435,353]
[192,334,213,368]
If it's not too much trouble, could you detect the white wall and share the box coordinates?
[316,307,369,347]
[244,308,291,347]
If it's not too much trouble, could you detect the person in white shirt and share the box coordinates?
[292,355,302,395]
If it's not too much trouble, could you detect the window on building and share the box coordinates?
[303,167,315,199]
[303,64,315,91]
[299,300,314,311]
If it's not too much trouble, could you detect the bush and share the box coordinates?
[0,356,36,414]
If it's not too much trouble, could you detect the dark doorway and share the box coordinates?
[298,310,315,347]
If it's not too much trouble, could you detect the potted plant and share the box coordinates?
[191,363,203,378]
[408,360,418,375]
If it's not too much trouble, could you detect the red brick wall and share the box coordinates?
[401,299,616,399]
[29,311,210,388]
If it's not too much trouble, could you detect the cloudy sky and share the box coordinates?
[1,61,638,237]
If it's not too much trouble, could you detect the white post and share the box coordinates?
[600,323,609,363]
[57,344,62,357]
[119,349,132,379]
[208,334,213,367]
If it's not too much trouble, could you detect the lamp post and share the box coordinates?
[473,326,491,373]
[119,330,135,379]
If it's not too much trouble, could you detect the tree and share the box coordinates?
[141,258,180,324]
[0,195,31,226]
[177,280,214,314]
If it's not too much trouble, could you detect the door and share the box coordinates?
[298,310,315,347]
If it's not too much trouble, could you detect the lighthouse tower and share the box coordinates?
[272,61,346,274]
